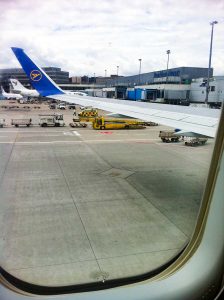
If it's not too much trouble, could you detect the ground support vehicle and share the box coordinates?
[57,104,66,110]
[69,122,87,128]
[49,104,56,109]
[184,137,208,146]
[0,118,5,127]
[68,104,76,109]
[11,118,32,127]
[144,121,158,126]
[39,114,65,127]
[159,130,180,142]
[92,116,146,130]
[78,108,98,122]
[18,99,26,104]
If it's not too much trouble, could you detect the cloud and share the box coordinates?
[0,0,223,76]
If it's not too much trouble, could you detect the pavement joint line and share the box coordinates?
[6,247,181,272]
[6,258,100,272]
[0,130,18,188]
[96,247,182,261]
[0,130,68,133]
[155,143,187,148]
[0,138,159,144]
[71,197,143,204]
[51,146,103,277]
[126,178,189,239]
[155,141,211,168]
[74,138,184,267]
[55,132,121,276]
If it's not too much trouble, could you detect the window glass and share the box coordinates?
[0,0,222,289]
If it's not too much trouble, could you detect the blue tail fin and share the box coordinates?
[11,47,64,97]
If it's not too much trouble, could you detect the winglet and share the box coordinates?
[11,47,64,97]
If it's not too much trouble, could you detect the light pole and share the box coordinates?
[104,69,107,87]
[205,21,218,105]
[93,73,95,96]
[166,50,170,84]
[165,50,171,101]
[138,58,142,85]
[116,66,119,87]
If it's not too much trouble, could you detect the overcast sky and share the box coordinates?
[0,0,223,78]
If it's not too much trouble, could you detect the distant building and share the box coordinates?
[107,67,213,87]
[88,77,96,84]
[95,77,109,85]
[81,76,89,84]
[2,64,222,106]
[70,76,82,84]
[0,67,69,91]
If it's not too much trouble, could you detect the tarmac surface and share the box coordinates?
[0,101,214,286]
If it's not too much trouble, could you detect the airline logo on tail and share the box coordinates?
[30,70,42,81]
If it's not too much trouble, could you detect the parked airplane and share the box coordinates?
[0,85,23,100]
[10,78,87,97]
[11,47,220,138]
[10,78,40,97]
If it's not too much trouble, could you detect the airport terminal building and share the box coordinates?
[107,67,211,86]
[0,67,69,91]
[0,65,210,90]
[87,67,224,106]
[103,67,223,106]
[69,66,219,105]
[1,65,223,106]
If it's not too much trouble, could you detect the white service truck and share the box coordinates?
[57,103,66,110]
[39,114,65,127]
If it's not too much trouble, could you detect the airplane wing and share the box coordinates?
[11,47,220,138]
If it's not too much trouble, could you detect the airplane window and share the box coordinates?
[0,0,223,295]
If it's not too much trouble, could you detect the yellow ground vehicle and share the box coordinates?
[92,116,146,130]
[77,108,98,122]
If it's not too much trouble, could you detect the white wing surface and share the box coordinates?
[51,94,220,137]
[11,47,220,138]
